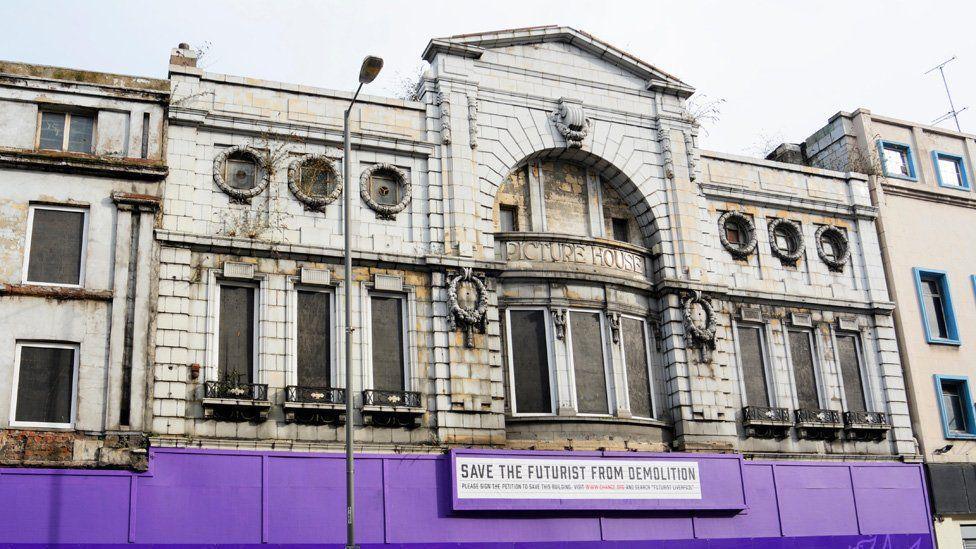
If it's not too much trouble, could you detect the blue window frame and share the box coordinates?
[913,268,960,345]
[877,140,917,181]
[932,151,971,190]
[935,375,976,439]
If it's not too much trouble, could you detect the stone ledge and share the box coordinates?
[0,148,167,181]
[0,283,112,301]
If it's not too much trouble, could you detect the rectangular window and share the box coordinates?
[914,268,959,344]
[877,140,917,180]
[933,151,970,190]
[370,294,405,392]
[569,311,610,414]
[218,284,255,383]
[789,330,820,409]
[612,218,629,242]
[499,205,518,232]
[936,376,976,438]
[836,334,867,412]
[296,290,331,387]
[737,324,770,407]
[140,113,151,159]
[11,343,77,428]
[24,205,87,286]
[38,111,94,154]
[960,524,976,549]
[507,309,553,414]
[622,316,653,418]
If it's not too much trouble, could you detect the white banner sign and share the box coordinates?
[455,456,701,500]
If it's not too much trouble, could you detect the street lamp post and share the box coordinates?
[343,55,383,549]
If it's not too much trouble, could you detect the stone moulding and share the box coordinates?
[446,267,489,348]
[287,155,342,212]
[435,90,452,145]
[815,224,851,272]
[551,97,589,148]
[768,218,804,265]
[682,290,717,362]
[717,211,758,259]
[360,163,411,220]
[212,145,269,203]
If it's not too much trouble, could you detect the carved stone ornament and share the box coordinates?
[552,309,567,340]
[658,125,674,180]
[435,90,451,145]
[212,145,269,203]
[682,290,717,362]
[815,224,851,272]
[607,312,621,344]
[467,93,479,149]
[551,97,589,148]
[360,163,412,220]
[718,211,758,259]
[287,155,341,212]
[768,218,804,265]
[446,267,489,348]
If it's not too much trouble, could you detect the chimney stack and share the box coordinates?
[169,43,198,68]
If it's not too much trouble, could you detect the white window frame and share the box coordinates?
[830,327,875,412]
[732,321,778,407]
[783,328,827,409]
[23,204,89,288]
[363,291,411,392]
[618,314,656,419]
[505,306,557,416]
[35,109,96,153]
[287,283,337,388]
[565,308,615,416]
[9,341,80,430]
[208,278,261,384]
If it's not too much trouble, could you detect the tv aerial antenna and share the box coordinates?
[925,56,966,131]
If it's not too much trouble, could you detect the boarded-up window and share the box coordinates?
[837,334,867,412]
[623,317,653,418]
[789,331,820,409]
[738,325,770,407]
[571,311,609,414]
[612,218,629,242]
[15,345,75,425]
[297,290,331,387]
[26,207,86,285]
[218,284,255,383]
[508,309,552,414]
[499,205,518,232]
[371,295,405,391]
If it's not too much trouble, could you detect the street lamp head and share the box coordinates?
[358,56,384,84]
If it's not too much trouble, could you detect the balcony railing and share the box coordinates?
[202,380,270,422]
[285,386,345,405]
[843,411,890,442]
[742,406,792,439]
[204,380,268,401]
[362,389,423,429]
[795,408,843,440]
[363,389,422,409]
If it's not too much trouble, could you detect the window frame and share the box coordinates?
[22,204,89,288]
[618,314,656,419]
[211,279,261,384]
[287,283,337,388]
[932,151,971,191]
[504,306,557,417]
[913,268,960,345]
[784,328,826,410]
[877,139,918,181]
[831,327,874,413]
[9,341,80,430]
[564,308,614,416]
[732,321,777,408]
[364,290,411,392]
[35,109,96,154]
[934,374,976,440]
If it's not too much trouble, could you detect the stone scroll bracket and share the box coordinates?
[551,97,590,148]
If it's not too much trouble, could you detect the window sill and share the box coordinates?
[8,422,75,431]
[506,414,670,429]
[0,148,167,181]
[944,432,976,440]
[0,283,112,302]
[926,337,962,346]
[937,183,971,192]
[883,172,918,182]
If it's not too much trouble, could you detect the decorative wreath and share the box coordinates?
[360,163,412,220]
[717,211,758,259]
[815,224,851,272]
[768,218,804,265]
[212,145,269,203]
[287,155,342,211]
[446,267,489,348]
[682,291,717,350]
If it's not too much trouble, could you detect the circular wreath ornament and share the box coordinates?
[213,145,269,203]
[768,218,804,265]
[447,267,489,348]
[815,225,851,272]
[287,155,342,211]
[360,163,411,220]
[718,211,758,259]
[682,290,717,362]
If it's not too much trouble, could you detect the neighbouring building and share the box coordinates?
[0,28,934,547]
[0,62,168,467]
[784,110,976,549]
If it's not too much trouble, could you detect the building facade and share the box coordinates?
[0,62,167,468]
[0,28,936,547]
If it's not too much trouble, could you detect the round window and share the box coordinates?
[717,211,757,259]
[768,218,804,264]
[212,145,269,203]
[815,225,850,271]
[288,155,341,211]
[360,163,411,220]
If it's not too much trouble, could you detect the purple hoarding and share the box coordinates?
[0,447,934,548]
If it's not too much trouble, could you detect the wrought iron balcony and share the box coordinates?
[742,406,792,439]
[283,386,346,425]
[286,386,345,405]
[795,408,843,440]
[202,380,270,422]
[362,389,423,429]
[204,380,269,401]
[363,389,422,409]
[843,411,890,442]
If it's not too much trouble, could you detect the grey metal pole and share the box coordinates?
[344,81,363,549]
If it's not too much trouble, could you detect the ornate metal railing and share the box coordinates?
[363,389,422,408]
[795,408,842,425]
[204,380,268,401]
[285,386,345,405]
[742,406,792,424]
[843,411,889,427]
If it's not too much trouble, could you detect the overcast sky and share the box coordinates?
[2,0,973,154]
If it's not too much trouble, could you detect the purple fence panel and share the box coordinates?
[599,514,695,541]
[692,462,782,539]
[774,463,859,537]
[852,464,932,535]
